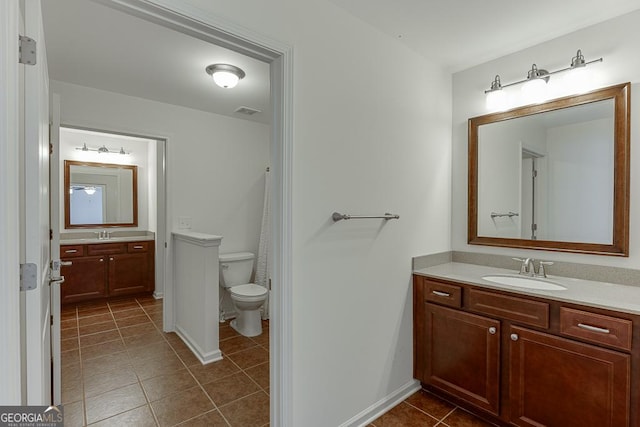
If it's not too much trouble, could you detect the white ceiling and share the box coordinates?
[42,0,640,125]
[328,0,640,72]
[41,0,272,124]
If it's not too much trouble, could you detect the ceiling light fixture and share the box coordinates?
[484,49,602,108]
[205,64,245,89]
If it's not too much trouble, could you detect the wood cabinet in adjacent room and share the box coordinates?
[413,274,638,427]
[61,240,155,304]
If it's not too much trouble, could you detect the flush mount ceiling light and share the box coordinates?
[484,49,603,109]
[205,63,246,89]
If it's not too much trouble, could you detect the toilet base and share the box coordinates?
[230,309,263,337]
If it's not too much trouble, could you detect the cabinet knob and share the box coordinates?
[488,327,497,335]
[110,257,114,261]
[100,258,104,262]
[510,333,519,341]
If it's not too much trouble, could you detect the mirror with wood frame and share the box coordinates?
[468,83,630,256]
[64,160,138,228]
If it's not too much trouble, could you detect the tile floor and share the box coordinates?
[61,296,494,427]
[60,296,269,426]
[369,389,498,426]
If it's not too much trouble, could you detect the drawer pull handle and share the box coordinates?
[65,249,77,253]
[432,290,451,297]
[488,327,497,335]
[133,245,144,249]
[510,333,519,341]
[578,323,610,334]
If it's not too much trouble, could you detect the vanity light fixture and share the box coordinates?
[484,49,603,108]
[75,144,130,155]
[205,63,245,89]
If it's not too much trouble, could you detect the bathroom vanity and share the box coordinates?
[60,235,155,305]
[413,263,640,427]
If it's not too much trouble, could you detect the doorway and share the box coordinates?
[42,0,293,424]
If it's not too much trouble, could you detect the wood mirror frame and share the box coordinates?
[468,83,630,256]
[64,160,138,229]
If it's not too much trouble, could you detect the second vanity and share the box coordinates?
[413,262,640,427]
[60,232,155,305]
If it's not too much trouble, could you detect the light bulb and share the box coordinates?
[486,90,507,111]
[565,66,590,94]
[213,71,240,88]
[521,78,548,104]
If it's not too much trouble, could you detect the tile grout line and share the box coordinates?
[127,298,162,427]
[136,297,228,426]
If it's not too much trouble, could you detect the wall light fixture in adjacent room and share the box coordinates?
[484,49,603,110]
[206,63,246,88]
[76,143,129,155]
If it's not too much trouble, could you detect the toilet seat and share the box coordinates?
[230,283,267,301]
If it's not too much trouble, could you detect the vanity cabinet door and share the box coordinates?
[424,303,501,415]
[107,252,151,297]
[509,325,630,427]
[61,256,108,304]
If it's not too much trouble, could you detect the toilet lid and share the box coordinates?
[231,283,267,297]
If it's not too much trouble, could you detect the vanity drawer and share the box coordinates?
[61,245,85,258]
[424,280,462,308]
[468,289,549,329]
[128,242,150,252]
[87,243,127,255]
[560,307,632,351]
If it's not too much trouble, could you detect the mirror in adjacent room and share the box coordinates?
[64,160,138,228]
[468,83,630,256]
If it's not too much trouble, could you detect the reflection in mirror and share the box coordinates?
[64,160,138,228]
[468,83,630,256]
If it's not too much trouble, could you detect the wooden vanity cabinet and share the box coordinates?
[414,274,638,427]
[61,240,154,304]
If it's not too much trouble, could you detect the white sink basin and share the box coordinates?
[482,275,567,291]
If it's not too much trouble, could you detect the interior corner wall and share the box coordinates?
[51,80,270,258]
[176,0,452,425]
[451,9,640,269]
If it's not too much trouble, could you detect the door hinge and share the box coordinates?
[50,229,53,240]
[20,263,38,291]
[532,169,538,179]
[18,35,37,66]
[50,315,54,326]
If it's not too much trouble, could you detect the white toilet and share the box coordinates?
[219,252,268,337]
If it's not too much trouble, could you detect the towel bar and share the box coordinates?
[332,212,400,222]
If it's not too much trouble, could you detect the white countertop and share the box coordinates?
[60,232,155,244]
[414,262,640,315]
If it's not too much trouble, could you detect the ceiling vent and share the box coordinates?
[235,106,262,116]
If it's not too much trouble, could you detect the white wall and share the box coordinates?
[176,0,452,425]
[59,127,152,231]
[52,80,271,298]
[546,118,613,243]
[452,9,640,268]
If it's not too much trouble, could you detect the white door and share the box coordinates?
[22,0,53,405]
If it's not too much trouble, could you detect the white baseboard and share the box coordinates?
[153,291,164,299]
[339,379,421,427]
[174,325,223,365]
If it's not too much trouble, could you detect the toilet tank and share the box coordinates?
[219,252,255,288]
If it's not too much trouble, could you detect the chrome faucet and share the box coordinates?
[512,257,535,276]
[512,257,554,277]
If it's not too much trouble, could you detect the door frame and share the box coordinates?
[92,0,294,424]
[0,0,23,404]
